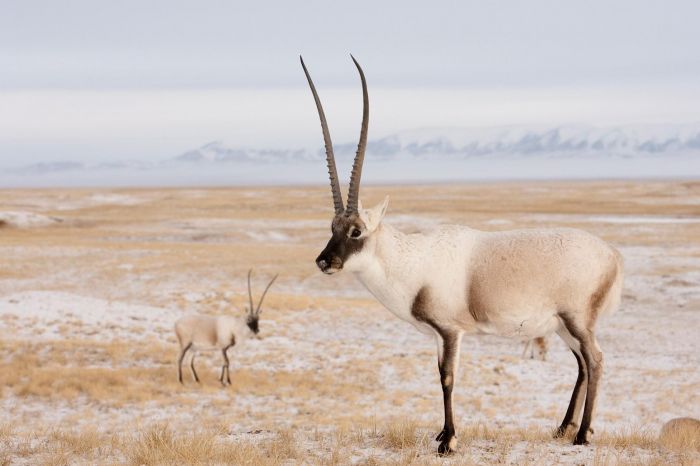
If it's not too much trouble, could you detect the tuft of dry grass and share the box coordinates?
[125,424,302,466]
[48,427,107,457]
[263,428,299,461]
[381,420,424,451]
[0,424,13,440]
[596,426,658,450]
[658,417,700,452]
[127,424,216,466]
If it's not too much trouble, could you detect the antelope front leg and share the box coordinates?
[436,330,463,455]
[220,345,233,387]
[177,343,192,385]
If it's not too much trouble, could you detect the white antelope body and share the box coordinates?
[301,56,624,454]
[175,270,277,386]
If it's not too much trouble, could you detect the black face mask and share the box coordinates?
[246,316,259,335]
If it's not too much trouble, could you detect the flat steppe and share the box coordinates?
[1,180,699,465]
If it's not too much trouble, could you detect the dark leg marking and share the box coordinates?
[554,349,587,438]
[411,286,461,455]
[559,314,603,446]
[190,353,200,383]
[177,342,192,385]
[221,345,232,387]
[436,331,461,455]
[576,336,603,445]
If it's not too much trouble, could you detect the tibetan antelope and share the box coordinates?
[522,336,548,360]
[175,270,277,386]
[301,55,623,454]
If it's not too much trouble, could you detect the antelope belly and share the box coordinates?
[474,311,559,339]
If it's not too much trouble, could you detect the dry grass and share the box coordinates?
[127,425,302,465]
[127,424,216,465]
[48,427,106,456]
[1,420,699,465]
[596,426,659,450]
[0,424,13,440]
[658,418,700,452]
[0,338,376,412]
[381,420,423,450]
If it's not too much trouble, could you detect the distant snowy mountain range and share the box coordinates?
[173,124,700,164]
[3,124,699,186]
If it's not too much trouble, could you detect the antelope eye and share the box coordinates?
[350,228,362,238]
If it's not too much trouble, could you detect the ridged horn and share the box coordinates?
[255,274,278,315]
[345,54,369,214]
[247,269,254,315]
[300,56,345,215]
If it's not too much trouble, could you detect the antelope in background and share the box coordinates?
[523,336,548,360]
[175,270,277,386]
[301,55,623,454]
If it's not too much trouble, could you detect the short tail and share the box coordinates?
[599,247,624,317]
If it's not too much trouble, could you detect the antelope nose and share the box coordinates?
[316,258,328,270]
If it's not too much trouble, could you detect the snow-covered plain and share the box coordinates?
[0,182,698,464]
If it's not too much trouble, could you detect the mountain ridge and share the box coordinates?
[4,124,698,185]
[176,124,700,164]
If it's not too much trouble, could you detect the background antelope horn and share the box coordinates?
[255,274,279,315]
[247,268,254,314]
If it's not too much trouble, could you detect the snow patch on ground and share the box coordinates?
[0,211,62,227]
[588,215,700,224]
[86,193,145,206]
[530,213,700,224]
[246,230,292,242]
[0,291,180,340]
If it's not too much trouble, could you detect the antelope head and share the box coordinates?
[301,55,389,275]
[246,269,278,338]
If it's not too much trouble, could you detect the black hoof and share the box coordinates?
[437,437,457,456]
[573,435,590,446]
[554,422,577,439]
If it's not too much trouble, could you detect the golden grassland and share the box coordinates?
[1,180,699,464]
[2,420,699,466]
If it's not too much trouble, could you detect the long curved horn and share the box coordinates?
[255,274,278,315]
[247,269,254,315]
[346,54,369,214]
[300,56,345,214]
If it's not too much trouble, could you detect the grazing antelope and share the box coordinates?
[522,336,548,360]
[175,270,277,386]
[301,55,624,454]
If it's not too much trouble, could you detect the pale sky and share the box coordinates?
[1,0,699,165]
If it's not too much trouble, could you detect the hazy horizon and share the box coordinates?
[2,1,699,185]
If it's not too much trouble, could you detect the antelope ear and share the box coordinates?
[360,196,389,232]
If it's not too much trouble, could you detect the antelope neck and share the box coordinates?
[352,223,422,321]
